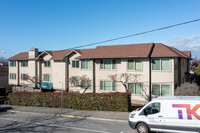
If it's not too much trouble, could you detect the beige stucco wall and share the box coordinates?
[52,61,66,90]
[8,61,18,85]
[68,52,93,93]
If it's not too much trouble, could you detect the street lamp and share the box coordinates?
[59,82,63,116]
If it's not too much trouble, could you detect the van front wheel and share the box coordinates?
[136,123,149,133]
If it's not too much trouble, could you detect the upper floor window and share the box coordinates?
[21,74,28,80]
[152,84,170,96]
[43,74,51,82]
[128,83,142,94]
[21,61,28,67]
[100,81,116,92]
[72,60,79,68]
[128,59,142,70]
[44,61,51,67]
[152,59,170,71]
[81,60,91,70]
[9,73,16,80]
[100,59,116,70]
[10,61,16,67]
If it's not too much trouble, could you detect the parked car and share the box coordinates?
[129,96,200,133]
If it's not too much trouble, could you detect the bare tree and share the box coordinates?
[109,73,148,100]
[175,82,200,96]
[0,56,8,66]
[69,75,91,93]
[109,73,141,92]
[23,74,48,91]
[190,57,200,74]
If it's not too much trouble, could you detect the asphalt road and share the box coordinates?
[0,111,137,133]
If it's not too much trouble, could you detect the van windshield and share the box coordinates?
[140,102,160,115]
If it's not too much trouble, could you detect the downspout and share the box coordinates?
[92,59,96,93]
[148,43,155,102]
[66,57,69,92]
[17,61,20,86]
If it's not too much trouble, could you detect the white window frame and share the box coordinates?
[100,80,116,92]
[152,58,170,71]
[127,59,142,71]
[100,59,116,70]
[81,60,91,70]
[72,60,79,68]
[10,61,16,67]
[152,84,170,96]
[43,74,51,82]
[10,73,16,80]
[44,61,51,67]
[21,60,28,67]
[21,73,28,80]
[127,83,142,95]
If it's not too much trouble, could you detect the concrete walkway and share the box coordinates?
[0,105,130,123]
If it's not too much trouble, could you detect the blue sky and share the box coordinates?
[0,0,200,58]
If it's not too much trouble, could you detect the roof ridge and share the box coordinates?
[96,43,155,48]
[170,46,190,58]
[161,44,183,57]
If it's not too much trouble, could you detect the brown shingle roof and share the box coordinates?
[182,51,191,58]
[77,43,154,59]
[7,52,29,60]
[8,43,191,61]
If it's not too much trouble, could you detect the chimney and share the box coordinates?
[29,48,38,58]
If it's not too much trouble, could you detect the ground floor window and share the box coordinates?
[100,81,116,91]
[152,84,170,96]
[128,83,142,94]
[81,80,92,90]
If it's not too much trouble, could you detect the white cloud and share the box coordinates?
[0,49,6,54]
[163,34,200,58]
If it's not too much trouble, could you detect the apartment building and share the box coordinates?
[8,43,191,104]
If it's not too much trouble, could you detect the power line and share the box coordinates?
[67,18,200,49]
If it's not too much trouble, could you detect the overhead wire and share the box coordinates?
[66,18,200,50]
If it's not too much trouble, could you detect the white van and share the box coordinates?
[129,96,200,133]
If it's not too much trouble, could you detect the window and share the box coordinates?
[100,59,116,70]
[128,59,142,70]
[72,60,79,68]
[24,87,27,92]
[10,61,16,67]
[44,61,51,67]
[21,74,28,80]
[71,76,79,85]
[100,81,116,91]
[152,84,170,96]
[81,60,91,70]
[152,59,170,71]
[43,74,51,82]
[14,86,18,92]
[141,102,161,115]
[9,73,16,80]
[81,80,91,90]
[128,83,142,94]
[21,61,28,67]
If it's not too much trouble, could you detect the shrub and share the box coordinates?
[6,92,131,112]
[175,82,200,96]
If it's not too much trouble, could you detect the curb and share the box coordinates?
[7,110,127,123]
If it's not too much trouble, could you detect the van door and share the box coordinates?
[164,101,197,132]
[141,102,165,132]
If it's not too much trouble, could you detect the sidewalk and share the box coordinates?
[0,105,129,123]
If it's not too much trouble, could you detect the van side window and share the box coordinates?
[140,102,160,115]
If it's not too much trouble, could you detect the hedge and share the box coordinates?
[6,92,131,112]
